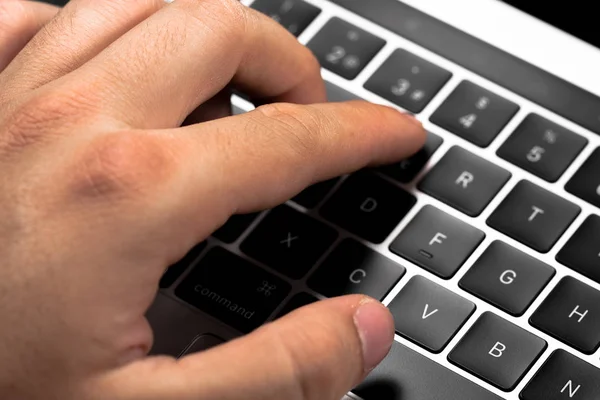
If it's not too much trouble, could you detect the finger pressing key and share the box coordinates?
[86,296,395,400]
[140,101,425,238]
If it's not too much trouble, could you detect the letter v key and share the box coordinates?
[422,304,439,319]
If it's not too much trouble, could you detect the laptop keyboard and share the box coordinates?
[151,0,600,398]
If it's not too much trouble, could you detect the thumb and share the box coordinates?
[88,295,394,400]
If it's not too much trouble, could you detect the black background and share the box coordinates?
[41,1,600,50]
[503,1,600,49]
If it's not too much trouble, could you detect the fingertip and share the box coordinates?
[365,103,427,162]
[353,297,395,373]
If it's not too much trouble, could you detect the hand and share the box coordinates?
[0,1,425,399]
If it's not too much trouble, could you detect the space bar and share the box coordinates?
[352,342,504,400]
[329,0,600,135]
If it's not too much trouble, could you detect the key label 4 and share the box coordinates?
[459,113,478,129]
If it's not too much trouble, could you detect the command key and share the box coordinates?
[175,247,291,333]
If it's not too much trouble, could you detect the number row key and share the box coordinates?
[497,114,587,182]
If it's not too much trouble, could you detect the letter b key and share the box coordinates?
[449,312,546,391]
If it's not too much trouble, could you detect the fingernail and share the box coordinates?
[118,346,147,366]
[353,298,394,372]
[402,112,421,125]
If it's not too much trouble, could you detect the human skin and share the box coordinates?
[0,0,425,399]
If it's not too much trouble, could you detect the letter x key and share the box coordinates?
[280,232,299,248]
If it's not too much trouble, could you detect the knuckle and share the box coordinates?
[298,47,322,80]
[67,132,173,201]
[175,0,248,43]
[0,88,98,153]
[253,103,326,158]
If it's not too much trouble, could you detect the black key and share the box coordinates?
[521,349,600,400]
[274,292,319,319]
[448,312,547,391]
[212,214,259,244]
[308,238,405,300]
[460,241,555,316]
[307,17,385,80]
[418,146,511,217]
[325,80,361,102]
[330,0,600,135]
[389,205,485,279]
[497,114,587,182]
[530,276,600,354]
[291,179,339,209]
[430,80,519,147]
[353,341,503,400]
[379,132,443,183]
[321,172,416,244]
[159,242,206,289]
[566,147,600,208]
[557,215,600,284]
[175,247,291,333]
[179,334,225,357]
[365,49,452,113]
[241,205,337,279]
[388,276,475,353]
[488,180,580,253]
[251,0,321,36]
